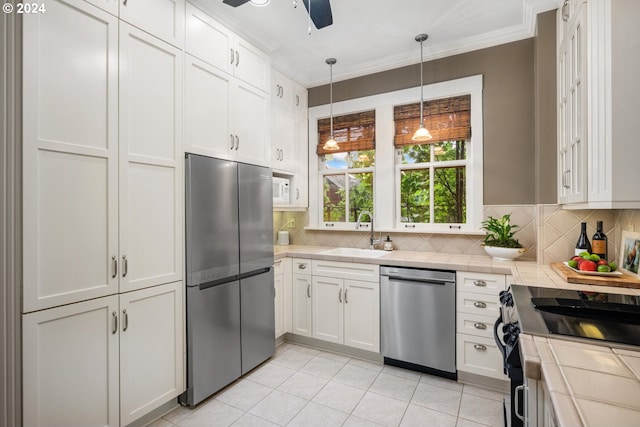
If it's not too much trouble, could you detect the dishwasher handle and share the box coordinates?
[385,274,453,286]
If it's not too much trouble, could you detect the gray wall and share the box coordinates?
[309,11,557,205]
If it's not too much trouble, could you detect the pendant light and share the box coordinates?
[412,34,433,142]
[322,58,340,151]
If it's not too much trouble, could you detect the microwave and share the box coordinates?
[273,177,290,204]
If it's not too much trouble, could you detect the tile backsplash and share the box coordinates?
[274,207,640,264]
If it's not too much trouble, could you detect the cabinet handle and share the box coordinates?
[122,255,128,278]
[280,149,284,161]
[344,289,348,303]
[111,255,117,278]
[122,0,127,5]
[307,284,311,298]
[298,263,307,270]
[230,134,235,149]
[515,385,525,421]
[404,224,415,229]
[236,50,239,67]
[561,0,569,21]
[474,322,487,330]
[296,95,300,106]
[122,309,128,332]
[230,48,234,65]
[235,135,239,150]
[474,344,487,351]
[112,311,118,334]
[473,301,487,309]
[325,223,334,227]
[338,289,342,303]
[473,280,487,287]
[296,189,300,200]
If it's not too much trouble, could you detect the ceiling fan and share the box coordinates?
[222,0,333,29]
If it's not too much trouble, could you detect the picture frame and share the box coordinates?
[619,230,640,278]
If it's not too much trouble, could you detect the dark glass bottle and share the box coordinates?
[575,222,592,256]
[592,220,608,260]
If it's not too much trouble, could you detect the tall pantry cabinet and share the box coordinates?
[21,0,185,426]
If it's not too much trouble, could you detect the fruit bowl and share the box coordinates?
[563,261,623,277]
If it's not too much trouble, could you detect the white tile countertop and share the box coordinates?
[275,245,640,426]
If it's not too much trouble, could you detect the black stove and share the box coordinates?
[496,284,640,427]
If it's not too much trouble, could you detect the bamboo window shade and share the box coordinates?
[394,95,471,146]
[317,110,375,155]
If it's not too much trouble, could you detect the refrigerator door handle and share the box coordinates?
[238,267,272,281]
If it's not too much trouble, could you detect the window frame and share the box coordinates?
[307,75,483,234]
[395,141,469,231]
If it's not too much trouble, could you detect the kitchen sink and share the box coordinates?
[320,247,388,258]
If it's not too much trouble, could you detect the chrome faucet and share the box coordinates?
[355,210,380,249]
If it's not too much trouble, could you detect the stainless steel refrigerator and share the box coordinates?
[182,153,275,407]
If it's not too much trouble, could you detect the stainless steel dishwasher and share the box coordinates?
[380,266,456,380]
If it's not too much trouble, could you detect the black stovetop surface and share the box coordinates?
[510,285,640,347]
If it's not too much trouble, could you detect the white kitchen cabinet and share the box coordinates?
[86,0,185,47]
[119,0,185,48]
[185,55,270,166]
[274,260,285,338]
[119,282,184,426]
[119,23,183,293]
[291,258,312,337]
[557,0,587,204]
[557,0,640,208]
[311,260,380,352]
[312,275,344,344]
[23,282,184,427]
[270,69,309,204]
[23,295,120,427]
[185,3,269,92]
[456,271,507,381]
[23,4,183,311]
[22,0,120,312]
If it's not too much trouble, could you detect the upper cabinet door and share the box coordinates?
[233,35,270,93]
[185,55,234,160]
[119,23,183,293]
[119,0,185,48]
[22,0,119,313]
[233,81,271,166]
[185,2,234,75]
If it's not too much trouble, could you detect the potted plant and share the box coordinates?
[481,214,527,260]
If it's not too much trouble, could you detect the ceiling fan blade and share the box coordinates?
[223,0,251,7]
[302,0,333,29]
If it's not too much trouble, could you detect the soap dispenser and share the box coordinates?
[383,235,393,251]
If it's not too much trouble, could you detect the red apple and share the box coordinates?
[579,260,597,271]
[597,259,608,266]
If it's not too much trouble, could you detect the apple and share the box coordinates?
[597,259,608,266]
[579,260,597,271]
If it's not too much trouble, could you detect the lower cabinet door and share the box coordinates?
[311,276,343,344]
[292,273,312,337]
[456,334,507,380]
[23,295,120,427]
[119,282,184,425]
[344,279,380,352]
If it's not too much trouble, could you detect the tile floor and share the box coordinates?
[150,343,506,427]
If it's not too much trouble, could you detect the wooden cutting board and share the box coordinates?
[551,262,640,289]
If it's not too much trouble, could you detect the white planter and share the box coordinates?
[483,246,527,261]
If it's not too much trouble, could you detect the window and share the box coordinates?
[307,75,483,233]
[317,111,375,223]
[394,96,471,229]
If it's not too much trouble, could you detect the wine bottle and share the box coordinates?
[575,222,592,255]
[592,220,608,260]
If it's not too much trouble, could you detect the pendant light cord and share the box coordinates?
[419,38,424,126]
[329,61,333,138]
